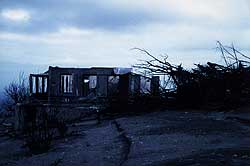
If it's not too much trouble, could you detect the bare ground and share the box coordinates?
[1,108,250,166]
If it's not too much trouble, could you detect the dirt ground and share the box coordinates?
[1,108,250,166]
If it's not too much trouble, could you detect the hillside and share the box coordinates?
[1,108,250,165]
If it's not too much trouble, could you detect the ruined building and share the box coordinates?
[15,66,159,130]
[29,66,159,103]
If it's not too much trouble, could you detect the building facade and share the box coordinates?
[29,66,159,103]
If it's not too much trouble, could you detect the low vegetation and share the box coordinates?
[23,104,68,154]
[2,72,29,112]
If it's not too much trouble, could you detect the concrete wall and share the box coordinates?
[47,67,114,102]
[32,67,160,103]
[15,102,100,131]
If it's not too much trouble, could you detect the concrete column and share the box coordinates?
[151,76,160,96]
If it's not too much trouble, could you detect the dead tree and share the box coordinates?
[133,42,250,108]
[132,48,201,107]
[3,72,29,112]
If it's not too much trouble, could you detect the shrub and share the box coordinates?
[3,72,29,112]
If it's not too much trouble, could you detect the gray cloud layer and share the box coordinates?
[0,0,250,67]
[0,0,167,33]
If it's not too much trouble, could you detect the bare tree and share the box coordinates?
[2,72,29,112]
[216,41,250,69]
[132,43,250,108]
[132,47,188,90]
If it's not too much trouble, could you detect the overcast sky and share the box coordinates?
[0,0,250,91]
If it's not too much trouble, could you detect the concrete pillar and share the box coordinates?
[150,76,160,95]
[15,103,24,131]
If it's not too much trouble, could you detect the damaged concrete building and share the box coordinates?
[15,66,159,130]
[29,66,159,103]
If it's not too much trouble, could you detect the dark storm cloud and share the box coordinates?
[0,0,165,33]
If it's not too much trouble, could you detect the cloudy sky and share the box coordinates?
[0,0,250,91]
